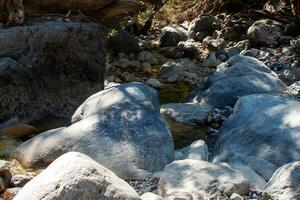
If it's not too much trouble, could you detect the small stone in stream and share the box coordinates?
[203,52,222,67]
[3,187,21,200]
[159,58,197,84]
[160,103,211,125]
[138,51,158,65]
[230,193,244,200]
[146,78,163,89]
[10,174,33,187]
[141,192,163,200]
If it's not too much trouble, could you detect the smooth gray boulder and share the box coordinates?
[160,25,188,47]
[247,19,282,46]
[158,160,250,199]
[14,152,140,200]
[213,94,300,182]
[13,82,175,179]
[160,103,211,125]
[0,20,106,135]
[263,161,300,200]
[192,55,286,107]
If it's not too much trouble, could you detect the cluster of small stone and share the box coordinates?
[126,177,159,196]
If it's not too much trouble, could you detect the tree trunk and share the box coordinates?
[0,0,140,25]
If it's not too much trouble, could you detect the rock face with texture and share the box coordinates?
[158,160,250,199]
[160,25,188,47]
[213,94,300,182]
[107,27,140,54]
[14,152,140,200]
[0,20,106,132]
[263,161,300,200]
[13,82,175,179]
[192,55,286,107]
[188,15,217,40]
[247,19,282,46]
[175,140,209,162]
[159,58,198,84]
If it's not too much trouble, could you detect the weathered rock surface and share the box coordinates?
[14,152,140,200]
[213,94,300,182]
[160,25,188,47]
[158,160,250,199]
[13,82,174,179]
[0,20,106,135]
[192,55,286,107]
[175,140,209,161]
[263,161,300,200]
[188,15,217,40]
[159,58,198,84]
[107,27,140,54]
[247,19,282,46]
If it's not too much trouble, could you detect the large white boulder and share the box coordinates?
[263,161,300,200]
[13,83,175,179]
[14,152,140,200]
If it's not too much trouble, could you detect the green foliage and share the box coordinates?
[107,28,119,38]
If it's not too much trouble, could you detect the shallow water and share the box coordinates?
[0,135,22,160]
[159,83,192,104]
[164,117,208,150]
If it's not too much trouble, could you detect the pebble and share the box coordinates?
[230,193,244,200]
